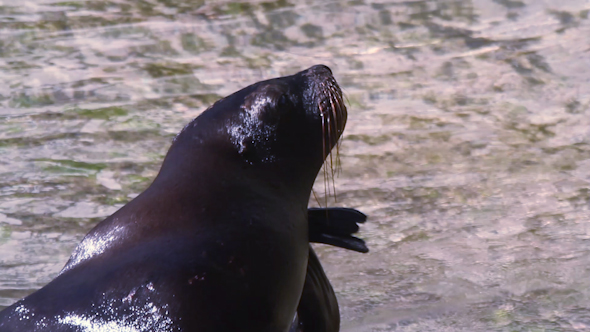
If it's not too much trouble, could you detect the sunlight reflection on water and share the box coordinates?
[1,0,590,330]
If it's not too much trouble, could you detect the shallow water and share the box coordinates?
[1,0,589,331]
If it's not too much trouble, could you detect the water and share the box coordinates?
[1,0,590,331]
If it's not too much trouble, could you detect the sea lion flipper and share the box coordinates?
[308,208,369,253]
[297,246,340,332]
[311,233,369,253]
[309,208,366,227]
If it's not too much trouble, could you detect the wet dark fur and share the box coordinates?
[0,65,361,332]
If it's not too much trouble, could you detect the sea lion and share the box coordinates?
[0,65,362,332]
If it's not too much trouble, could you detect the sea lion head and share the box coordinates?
[164,65,347,194]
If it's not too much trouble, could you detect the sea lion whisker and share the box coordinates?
[333,91,345,176]
[319,101,329,207]
[324,101,335,205]
[336,94,345,133]
[329,83,346,175]
[324,88,341,203]
[324,101,334,159]
[319,103,328,160]
[324,102,335,192]
[328,84,343,133]
[311,188,321,207]
[327,96,338,199]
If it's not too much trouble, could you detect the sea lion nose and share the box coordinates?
[307,64,333,76]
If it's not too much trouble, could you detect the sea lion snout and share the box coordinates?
[302,64,333,79]
[295,65,347,152]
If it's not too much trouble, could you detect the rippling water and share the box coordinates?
[1,0,590,331]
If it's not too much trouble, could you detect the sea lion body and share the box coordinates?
[0,65,350,332]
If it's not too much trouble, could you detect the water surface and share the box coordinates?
[1,1,590,331]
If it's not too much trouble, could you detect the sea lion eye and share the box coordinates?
[239,84,293,130]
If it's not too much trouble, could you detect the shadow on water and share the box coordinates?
[1,0,590,330]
